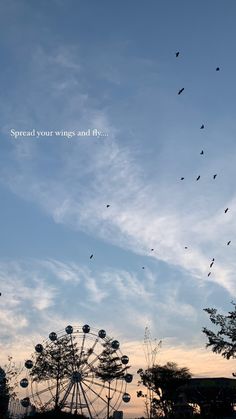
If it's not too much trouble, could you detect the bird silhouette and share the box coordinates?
[208,272,211,277]
[210,261,214,268]
[106,204,110,208]
[213,174,217,179]
[212,258,215,262]
[151,249,154,251]
[178,88,184,95]
[180,177,185,180]
[200,124,204,129]
[196,175,200,181]
[216,67,220,71]
[227,241,231,246]
[200,150,204,155]
[142,267,145,269]
[90,254,93,259]
[185,246,188,249]
[176,51,180,57]
[225,208,229,213]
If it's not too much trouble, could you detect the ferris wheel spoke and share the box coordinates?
[75,382,80,414]
[80,382,99,419]
[70,335,77,373]
[80,338,99,371]
[76,381,84,416]
[70,383,76,413]
[41,379,70,410]
[30,380,67,398]
[79,382,93,419]
[43,393,58,410]
[82,380,117,413]
[77,334,86,368]
[83,377,124,396]
[80,373,103,405]
[59,380,74,408]
[81,351,101,374]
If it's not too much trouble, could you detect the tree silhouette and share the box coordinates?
[0,357,21,419]
[95,340,129,419]
[203,302,236,361]
[0,356,21,399]
[137,362,191,418]
[30,335,83,410]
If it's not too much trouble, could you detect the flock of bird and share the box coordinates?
[175,52,231,277]
[88,51,231,280]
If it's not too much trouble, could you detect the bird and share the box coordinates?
[227,241,231,246]
[200,124,204,129]
[178,88,184,95]
[210,261,214,268]
[180,177,185,180]
[185,246,188,249]
[200,150,204,155]
[142,266,145,269]
[225,208,229,213]
[151,249,154,251]
[176,51,180,57]
[208,272,211,277]
[196,175,200,181]
[106,204,110,208]
[212,258,215,262]
[90,254,93,259]
[213,174,217,179]
[216,67,220,71]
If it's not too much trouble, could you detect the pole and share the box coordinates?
[107,381,111,419]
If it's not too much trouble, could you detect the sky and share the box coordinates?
[1,0,236,417]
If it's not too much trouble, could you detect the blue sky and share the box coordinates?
[1,0,236,416]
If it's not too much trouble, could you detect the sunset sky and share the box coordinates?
[1,1,236,417]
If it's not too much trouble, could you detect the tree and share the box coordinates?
[202,302,236,360]
[30,335,83,410]
[0,357,21,419]
[137,362,191,418]
[95,340,129,419]
[0,356,22,399]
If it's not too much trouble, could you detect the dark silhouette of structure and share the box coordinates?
[178,377,236,417]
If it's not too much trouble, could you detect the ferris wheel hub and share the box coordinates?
[71,371,82,383]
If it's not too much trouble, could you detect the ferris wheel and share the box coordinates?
[20,325,133,418]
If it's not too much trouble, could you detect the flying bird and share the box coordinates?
[200,124,204,129]
[185,246,188,249]
[180,177,185,180]
[106,204,110,208]
[227,241,231,246]
[178,88,184,95]
[176,51,180,57]
[200,150,204,155]
[90,254,93,259]
[213,174,217,179]
[142,267,145,269]
[151,249,154,251]
[208,272,211,277]
[212,258,215,262]
[196,175,200,181]
[225,208,229,213]
[210,261,214,268]
[216,67,220,71]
